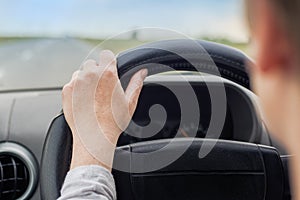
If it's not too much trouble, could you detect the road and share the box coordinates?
[0,38,99,91]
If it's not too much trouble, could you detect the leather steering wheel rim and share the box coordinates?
[40,39,252,200]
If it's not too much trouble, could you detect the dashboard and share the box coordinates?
[0,73,272,199]
[117,74,270,147]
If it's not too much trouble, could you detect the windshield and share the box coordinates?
[0,0,248,91]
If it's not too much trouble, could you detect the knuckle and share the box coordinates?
[86,71,97,78]
[108,58,117,66]
[83,70,99,80]
[72,71,80,79]
[103,70,116,79]
[83,59,97,66]
[62,84,73,95]
[63,83,72,90]
[82,59,97,71]
[73,75,86,86]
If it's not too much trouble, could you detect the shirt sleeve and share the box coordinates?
[58,165,117,200]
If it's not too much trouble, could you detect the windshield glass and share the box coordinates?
[0,0,248,91]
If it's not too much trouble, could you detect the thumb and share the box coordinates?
[125,69,148,116]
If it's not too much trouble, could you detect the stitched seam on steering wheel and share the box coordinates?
[120,52,245,69]
[170,62,249,84]
[120,53,249,77]
[210,53,244,67]
[121,55,249,86]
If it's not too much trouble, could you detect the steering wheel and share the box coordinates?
[40,40,285,200]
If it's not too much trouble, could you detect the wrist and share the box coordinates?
[70,135,116,171]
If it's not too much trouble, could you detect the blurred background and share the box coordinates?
[0,0,250,91]
[0,0,249,52]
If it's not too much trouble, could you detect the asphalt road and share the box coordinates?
[0,38,100,91]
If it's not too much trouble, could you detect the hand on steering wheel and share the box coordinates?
[41,40,254,200]
[62,50,147,170]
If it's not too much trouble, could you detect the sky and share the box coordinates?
[0,0,249,42]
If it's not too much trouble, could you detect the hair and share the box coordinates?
[246,0,300,52]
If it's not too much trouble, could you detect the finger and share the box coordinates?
[125,69,148,115]
[72,70,80,81]
[99,50,117,74]
[62,83,74,121]
[82,59,98,71]
[62,82,79,135]
[62,70,80,125]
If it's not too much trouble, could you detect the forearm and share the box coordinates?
[58,131,118,200]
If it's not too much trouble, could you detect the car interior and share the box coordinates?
[38,39,291,200]
[0,3,293,199]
